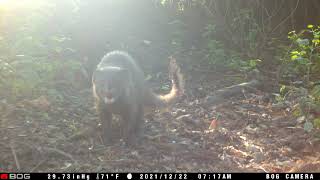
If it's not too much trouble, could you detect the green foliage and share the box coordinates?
[203,9,261,71]
[161,84,171,91]
[279,25,320,132]
[0,1,82,102]
[286,25,320,78]
[314,118,320,129]
[279,85,288,96]
[274,85,289,102]
[311,84,320,101]
[230,58,261,72]
[282,84,320,131]
[203,24,216,38]
[0,56,82,101]
[230,9,260,53]
[206,39,227,67]
[205,38,259,71]
[304,121,314,132]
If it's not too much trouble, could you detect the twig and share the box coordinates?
[271,0,300,33]
[66,127,95,141]
[258,165,268,173]
[42,147,77,163]
[31,158,48,172]
[10,142,21,170]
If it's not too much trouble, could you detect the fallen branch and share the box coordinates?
[31,158,48,172]
[10,142,21,170]
[42,147,77,164]
[204,80,263,107]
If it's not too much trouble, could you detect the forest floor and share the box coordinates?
[2,0,320,173]
[1,57,320,172]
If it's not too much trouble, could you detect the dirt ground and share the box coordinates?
[1,2,320,172]
[1,59,320,172]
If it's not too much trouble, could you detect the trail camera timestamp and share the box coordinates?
[197,174,232,180]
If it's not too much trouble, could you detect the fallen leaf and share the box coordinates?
[209,119,218,130]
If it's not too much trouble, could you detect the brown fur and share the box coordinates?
[92,51,184,145]
[144,56,184,108]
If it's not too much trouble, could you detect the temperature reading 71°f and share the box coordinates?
[96,173,120,180]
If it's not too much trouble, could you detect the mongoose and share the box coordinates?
[92,50,183,145]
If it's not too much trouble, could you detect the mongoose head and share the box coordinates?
[92,66,129,104]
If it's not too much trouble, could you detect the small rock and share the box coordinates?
[131,151,139,156]
[174,109,186,117]
[246,144,261,153]
[253,152,265,163]
[245,125,258,134]
[171,111,178,117]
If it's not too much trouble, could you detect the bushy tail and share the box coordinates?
[144,56,184,108]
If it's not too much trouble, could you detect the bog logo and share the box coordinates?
[0,174,8,179]
[0,174,30,179]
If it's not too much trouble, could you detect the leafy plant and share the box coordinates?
[287,25,320,81]
[206,39,227,67]
[203,10,261,71]
[280,25,320,131]
[205,39,260,71]
[0,1,85,103]
[230,9,260,53]
[282,84,320,131]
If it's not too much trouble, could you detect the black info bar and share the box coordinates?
[0,173,317,180]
